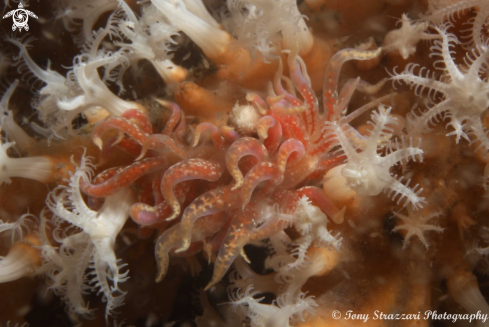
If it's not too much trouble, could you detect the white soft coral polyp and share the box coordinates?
[0,234,41,283]
[0,137,55,185]
[6,36,69,99]
[324,106,425,209]
[0,80,36,151]
[57,54,140,117]
[46,151,135,319]
[0,213,37,244]
[266,196,341,284]
[229,0,313,56]
[383,14,440,59]
[392,207,444,250]
[0,243,38,283]
[151,0,231,60]
[109,2,187,87]
[390,24,489,147]
[230,285,317,327]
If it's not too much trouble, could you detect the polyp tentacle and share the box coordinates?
[193,123,225,151]
[130,182,190,226]
[323,47,382,121]
[157,99,186,137]
[219,126,241,143]
[276,139,306,172]
[205,203,259,290]
[241,162,283,209]
[81,157,168,197]
[161,159,224,221]
[257,116,283,154]
[177,184,242,253]
[154,224,182,282]
[288,45,320,136]
[225,137,268,190]
[270,99,307,116]
[92,116,150,150]
[136,134,188,160]
[121,109,153,134]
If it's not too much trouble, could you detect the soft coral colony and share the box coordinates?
[2,0,489,325]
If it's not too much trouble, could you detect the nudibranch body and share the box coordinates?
[3,0,489,326]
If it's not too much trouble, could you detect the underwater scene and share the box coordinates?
[1,0,489,326]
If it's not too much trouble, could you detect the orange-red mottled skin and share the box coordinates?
[276,138,306,171]
[93,109,154,161]
[148,47,382,287]
[269,96,307,116]
[263,47,383,158]
[159,100,185,136]
[81,157,168,197]
[177,184,242,253]
[131,197,173,227]
[154,204,234,282]
[92,166,125,184]
[203,212,234,262]
[241,162,283,209]
[121,109,153,134]
[84,166,125,209]
[175,186,303,290]
[193,123,225,151]
[100,136,143,161]
[93,116,150,149]
[130,181,190,226]
[272,113,309,146]
[205,198,261,290]
[225,137,268,190]
[288,49,320,137]
[10,1,480,323]
[171,240,204,258]
[155,224,187,282]
[205,191,293,290]
[152,172,165,205]
[138,178,154,205]
[76,44,383,294]
[138,134,188,160]
[317,153,346,171]
[257,116,282,153]
[192,48,384,286]
[161,159,225,221]
[236,138,308,208]
[296,153,347,186]
[219,126,241,143]
[173,211,230,259]
[133,178,161,238]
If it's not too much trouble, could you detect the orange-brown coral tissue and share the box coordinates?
[1,0,489,326]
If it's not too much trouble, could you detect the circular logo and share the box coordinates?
[13,9,28,27]
[2,3,38,32]
[333,310,341,319]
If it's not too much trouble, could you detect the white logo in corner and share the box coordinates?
[2,3,38,32]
